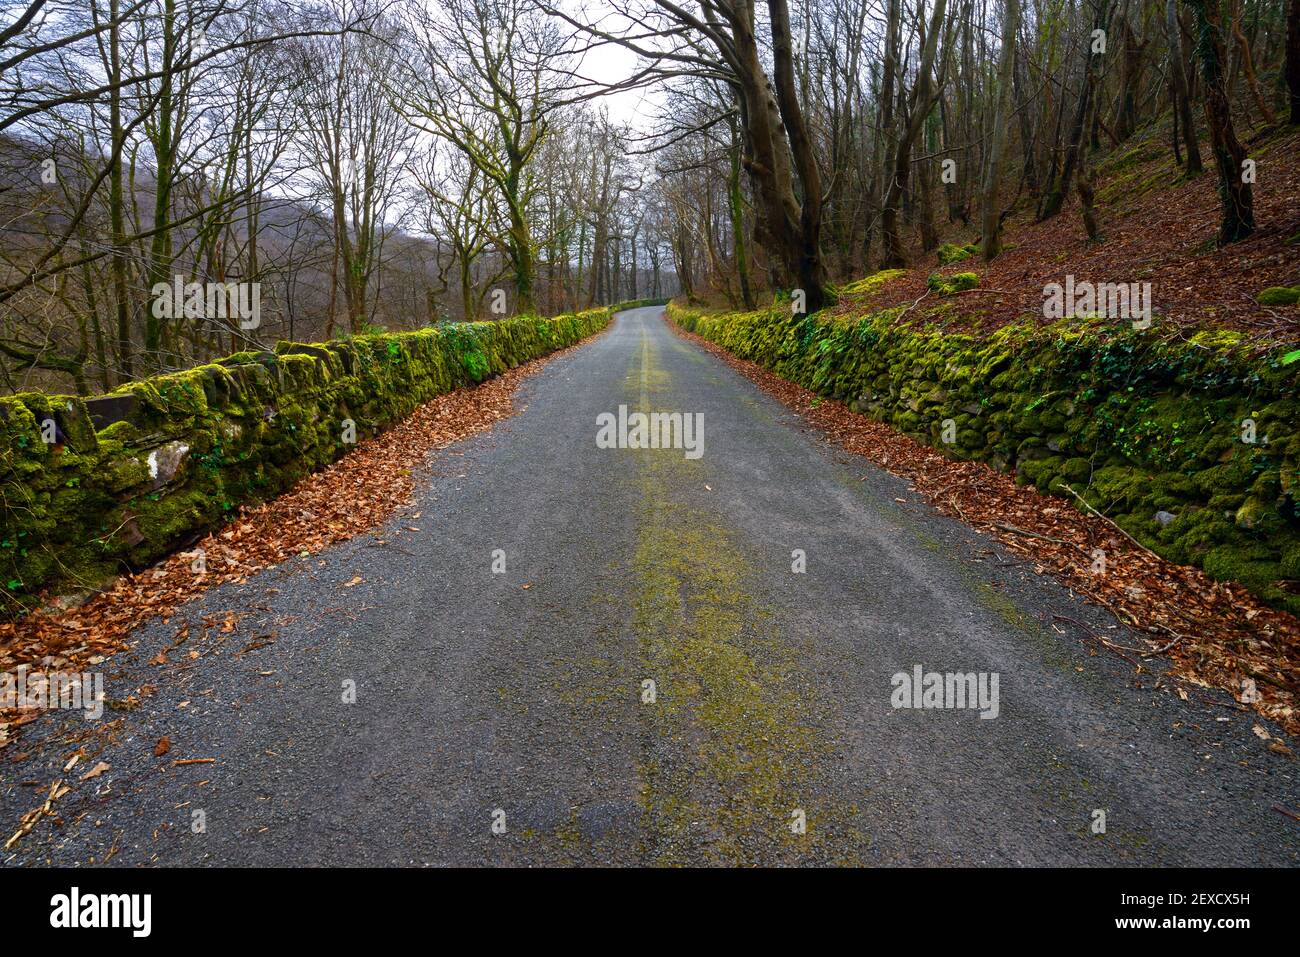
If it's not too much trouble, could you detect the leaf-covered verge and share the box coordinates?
[668,298,1300,616]
[666,310,1300,738]
[0,309,613,617]
[819,126,1300,340]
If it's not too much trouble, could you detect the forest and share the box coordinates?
[1,0,1299,879]
[2,0,1294,397]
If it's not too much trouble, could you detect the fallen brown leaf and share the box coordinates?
[0,334,608,749]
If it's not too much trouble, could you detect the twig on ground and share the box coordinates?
[1059,483,1164,561]
[895,290,931,323]
[991,521,1090,557]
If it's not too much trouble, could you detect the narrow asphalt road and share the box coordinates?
[4,306,1297,866]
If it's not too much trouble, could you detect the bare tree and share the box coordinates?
[397,0,573,315]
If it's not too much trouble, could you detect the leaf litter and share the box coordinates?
[0,337,600,751]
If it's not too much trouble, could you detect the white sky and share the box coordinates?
[557,2,667,129]
[584,51,664,128]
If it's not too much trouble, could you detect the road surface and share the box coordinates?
[4,305,1297,866]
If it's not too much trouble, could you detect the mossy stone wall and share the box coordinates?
[610,297,671,311]
[0,309,611,613]
[669,301,1300,614]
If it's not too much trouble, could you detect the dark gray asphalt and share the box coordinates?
[3,305,1297,866]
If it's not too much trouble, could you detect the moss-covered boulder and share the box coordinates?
[839,269,908,297]
[928,272,981,296]
[1257,286,1300,306]
[937,242,978,266]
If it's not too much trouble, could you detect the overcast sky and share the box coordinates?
[556,1,667,129]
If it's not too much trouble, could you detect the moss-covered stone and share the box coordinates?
[937,242,977,266]
[0,307,613,615]
[838,269,908,297]
[928,272,980,295]
[669,294,1300,615]
[1257,286,1300,306]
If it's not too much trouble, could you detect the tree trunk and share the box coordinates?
[674,220,694,299]
[1230,3,1275,125]
[765,0,832,310]
[1288,0,1300,124]
[728,112,756,309]
[1078,104,1101,240]
[1014,45,1040,197]
[459,245,476,321]
[981,0,1020,260]
[505,174,536,314]
[145,0,176,370]
[1167,0,1204,173]
[880,0,948,267]
[629,228,639,300]
[1039,1,1110,220]
[1111,16,1144,142]
[108,0,132,383]
[1184,0,1255,243]
[916,112,939,252]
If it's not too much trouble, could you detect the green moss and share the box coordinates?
[928,272,980,295]
[1257,286,1300,306]
[2,307,614,616]
[838,269,907,297]
[1202,546,1282,587]
[667,289,1300,615]
[625,343,862,865]
[937,242,976,266]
